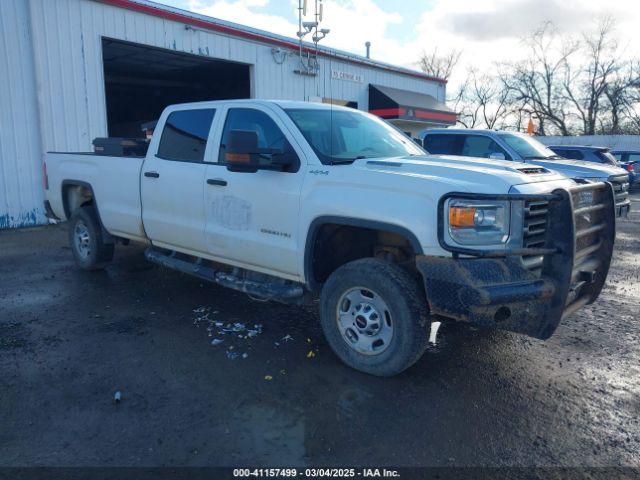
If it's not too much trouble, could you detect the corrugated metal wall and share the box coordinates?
[0,0,444,228]
[0,0,45,228]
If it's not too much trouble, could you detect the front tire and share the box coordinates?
[68,206,114,270]
[319,258,430,376]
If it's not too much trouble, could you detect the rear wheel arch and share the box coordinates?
[303,216,424,292]
[61,180,114,243]
[61,180,97,219]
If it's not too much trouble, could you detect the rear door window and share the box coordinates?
[423,134,463,155]
[157,109,216,162]
[558,149,584,160]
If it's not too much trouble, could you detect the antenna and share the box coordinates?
[294,0,329,85]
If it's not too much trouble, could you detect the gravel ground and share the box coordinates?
[0,191,639,468]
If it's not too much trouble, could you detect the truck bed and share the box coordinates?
[44,152,146,241]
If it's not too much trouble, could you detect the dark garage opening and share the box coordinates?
[102,38,251,137]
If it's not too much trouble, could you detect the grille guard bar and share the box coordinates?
[423,183,615,339]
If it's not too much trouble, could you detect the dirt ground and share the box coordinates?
[1,191,639,469]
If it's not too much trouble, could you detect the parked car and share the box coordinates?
[547,145,619,166]
[44,100,616,376]
[422,129,630,217]
[611,150,640,186]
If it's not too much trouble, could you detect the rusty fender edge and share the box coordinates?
[416,255,563,340]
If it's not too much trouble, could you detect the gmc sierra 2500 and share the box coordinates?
[44,100,616,376]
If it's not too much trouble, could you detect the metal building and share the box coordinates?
[0,0,455,228]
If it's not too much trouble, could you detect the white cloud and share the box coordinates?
[184,0,640,90]
[186,0,409,61]
[410,0,640,87]
[187,0,299,36]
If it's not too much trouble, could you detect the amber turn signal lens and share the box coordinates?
[225,152,251,164]
[449,207,476,228]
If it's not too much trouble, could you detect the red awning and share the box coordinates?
[368,84,457,125]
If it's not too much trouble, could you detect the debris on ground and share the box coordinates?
[194,306,302,361]
[307,350,316,358]
[264,375,273,381]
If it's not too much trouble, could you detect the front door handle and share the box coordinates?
[144,171,160,178]
[207,178,227,186]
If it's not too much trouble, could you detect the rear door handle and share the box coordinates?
[144,171,160,178]
[207,178,227,186]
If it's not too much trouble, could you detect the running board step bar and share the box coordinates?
[145,248,304,300]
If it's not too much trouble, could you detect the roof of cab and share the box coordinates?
[422,128,508,135]
[165,98,358,112]
[548,145,609,151]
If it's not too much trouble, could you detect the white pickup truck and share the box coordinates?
[44,100,616,376]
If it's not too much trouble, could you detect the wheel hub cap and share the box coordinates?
[337,288,393,356]
[74,221,91,259]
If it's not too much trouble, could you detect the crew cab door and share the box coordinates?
[203,105,305,278]
[141,107,216,254]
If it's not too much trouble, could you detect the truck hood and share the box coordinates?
[526,158,628,180]
[360,155,570,194]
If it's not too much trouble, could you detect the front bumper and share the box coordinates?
[418,183,615,340]
[617,199,631,218]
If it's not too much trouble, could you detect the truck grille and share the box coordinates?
[609,174,629,208]
[521,199,550,276]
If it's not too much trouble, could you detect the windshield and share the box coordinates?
[596,150,619,166]
[498,133,558,160]
[285,108,424,164]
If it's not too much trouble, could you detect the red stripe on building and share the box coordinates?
[97,0,447,84]
[414,109,457,123]
[369,108,407,117]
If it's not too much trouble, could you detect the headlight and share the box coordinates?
[446,199,510,246]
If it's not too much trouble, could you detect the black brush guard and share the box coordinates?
[417,183,616,339]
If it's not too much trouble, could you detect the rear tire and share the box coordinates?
[68,206,114,270]
[319,258,430,376]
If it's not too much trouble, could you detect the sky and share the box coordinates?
[156,0,640,89]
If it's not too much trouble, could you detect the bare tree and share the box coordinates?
[502,22,578,135]
[421,18,640,134]
[603,60,640,133]
[447,77,478,128]
[562,17,619,135]
[470,70,511,129]
[417,47,462,81]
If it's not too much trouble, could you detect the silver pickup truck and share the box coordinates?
[422,129,631,217]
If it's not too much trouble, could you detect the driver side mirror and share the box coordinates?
[489,152,506,160]
[225,130,259,173]
[225,130,298,173]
